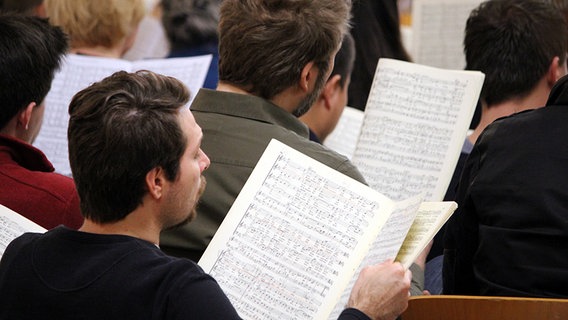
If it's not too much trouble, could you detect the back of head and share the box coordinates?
[464,0,568,106]
[0,13,68,130]
[333,32,356,88]
[45,0,145,49]
[0,0,43,15]
[68,71,190,224]
[546,0,568,22]
[218,0,351,100]
[162,0,221,49]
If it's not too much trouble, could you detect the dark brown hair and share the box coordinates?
[465,0,568,106]
[218,0,351,100]
[68,70,190,223]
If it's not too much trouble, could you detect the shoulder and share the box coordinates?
[5,232,42,250]
[478,106,562,151]
[485,106,553,135]
[156,255,241,318]
[2,162,77,199]
[134,247,218,287]
[280,135,366,183]
[0,232,43,266]
[35,172,77,198]
[157,254,211,280]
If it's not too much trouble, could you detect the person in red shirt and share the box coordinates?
[0,14,83,229]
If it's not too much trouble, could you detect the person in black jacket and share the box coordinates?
[435,0,568,295]
[443,73,568,297]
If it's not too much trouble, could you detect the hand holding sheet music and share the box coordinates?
[199,139,457,320]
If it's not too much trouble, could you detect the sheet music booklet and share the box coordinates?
[33,54,212,177]
[199,58,484,319]
[199,139,457,319]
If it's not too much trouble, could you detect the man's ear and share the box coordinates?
[146,167,165,200]
[547,56,565,87]
[322,74,342,111]
[17,102,36,130]
[299,61,316,93]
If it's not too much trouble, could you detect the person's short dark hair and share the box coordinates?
[68,71,190,223]
[0,14,68,130]
[217,0,351,100]
[333,32,356,89]
[161,0,221,49]
[347,0,411,111]
[464,0,568,106]
[546,0,568,22]
[0,0,43,15]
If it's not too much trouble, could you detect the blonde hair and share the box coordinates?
[45,0,144,49]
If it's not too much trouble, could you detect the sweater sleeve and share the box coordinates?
[337,307,372,320]
[166,263,242,319]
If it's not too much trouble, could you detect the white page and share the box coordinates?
[33,54,212,176]
[199,139,395,320]
[132,55,212,100]
[411,0,483,69]
[352,58,484,201]
[0,205,46,259]
[34,55,130,177]
[328,194,423,319]
[323,106,364,160]
[122,15,169,61]
[396,201,457,267]
[401,25,413,55]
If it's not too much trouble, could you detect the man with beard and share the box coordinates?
[0,70,411,320]
[160,0,425,297]
[159,0,361,259]
[0,70,215,318]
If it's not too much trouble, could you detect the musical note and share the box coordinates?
[33,54,212,176]
[199,140,394,319]
[352,58,483,201]
[0,205,46,259]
